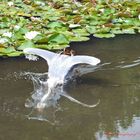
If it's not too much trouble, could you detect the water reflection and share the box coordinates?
[0,35,140,140]
[21,71,100,123]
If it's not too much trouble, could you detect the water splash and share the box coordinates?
[25,54,39,61]
[23,48,101,121]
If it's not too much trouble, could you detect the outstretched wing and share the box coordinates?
[69,56,100,66]
[24,48,101,81]
[64,55,101,81]
[65,64,99,81]
[24,48,56,65]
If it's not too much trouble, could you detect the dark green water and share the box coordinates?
[0,35,140,140]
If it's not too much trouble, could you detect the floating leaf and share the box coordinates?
[17,41,34,50]
[32,34,47,43]
[0,47,18,57]
[121,28,135,34]
[93,33,115,38]
[48,33,69,44]
[7,51,23,57]
[95,27,110,34]
[17,27,29,34]
[69,36,90,42]
[86,26,97,34]
[0,0,140,57]
[72,29,90,36]
[111,29,123,34]
[35,44,68,50]
[0,48,6,53]
[5,47,16,53]
[47,22,65,28]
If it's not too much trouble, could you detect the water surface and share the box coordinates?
[0,35,140,140]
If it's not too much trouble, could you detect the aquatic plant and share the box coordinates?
[0,0,140,57]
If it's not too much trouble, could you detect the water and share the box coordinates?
[0,34,140,140]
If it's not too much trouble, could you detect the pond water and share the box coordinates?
[0,35,140,140]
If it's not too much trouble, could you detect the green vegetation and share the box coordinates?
[0,0,140,57]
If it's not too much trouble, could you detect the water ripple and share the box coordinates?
[117,58,140,69]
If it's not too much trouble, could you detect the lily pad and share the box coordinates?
[0,47,16,54]
[72,28,90,36]
[35,44,68,50]
[86,26,97,34]
[48,33,69,44]
[121,28,136,34]
[93,33,115,38]
[17,41,35,50]
[0,0,140,57]
[7,51,23,57]
[47,22,65,28]
[69,36,90,42]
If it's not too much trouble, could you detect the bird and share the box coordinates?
[24,48,101,109]
[24,48,100,84]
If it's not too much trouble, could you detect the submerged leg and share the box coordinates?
[61,93,100,108]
